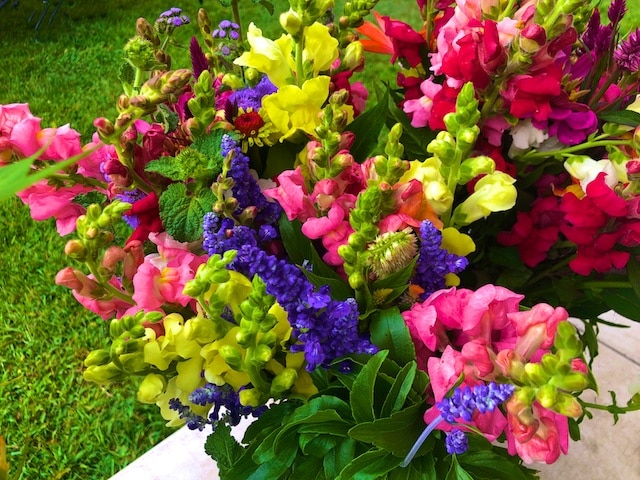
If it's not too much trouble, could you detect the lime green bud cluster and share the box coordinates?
[534,0,588,41]
[289,0,335,26]
[187,70,217,137]
[210,151,241,219]
[83,311,162,384]
[366,229,418,279]
[511,322,590,418]
[309,91,354,180]
[336,0,379,45]
[67,201,131,263]
[339,127,408,289]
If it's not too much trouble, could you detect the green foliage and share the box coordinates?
[158,182,216,242]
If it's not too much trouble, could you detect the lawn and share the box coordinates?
[1,0,638,478]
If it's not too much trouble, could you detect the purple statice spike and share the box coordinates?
[412,220,468,300]
[401,382,515,467]
[614,28,640,72]
[445,429,469,455]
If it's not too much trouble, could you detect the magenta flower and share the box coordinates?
[614,27,640,71]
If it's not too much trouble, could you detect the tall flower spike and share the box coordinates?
[401,382,515,467]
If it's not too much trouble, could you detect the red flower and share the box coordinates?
[502,64,563,122]
[380,16,427,68]
[125,191,163,244]
[428,82,460,130]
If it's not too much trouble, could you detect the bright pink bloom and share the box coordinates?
[0,103,34,161]
[70,275,132,320]
[506,401,569,464]
[402,301,448,366]
[11,117,82,160]
[17,181,90,235]
[263,167,316,221]
[403,78,443,128]
[507,304,567,359]
[131,233,207,312]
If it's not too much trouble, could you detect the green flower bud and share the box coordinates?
[553,372,589,392]
[427,131,456,162]
[124,36,157,71]
[270,367,298,395]
[553,392,583,417]
[83,363,125,384]
[250,344,274,366]
[342,41,364,70]
[259,313,278,332]
[523,362,549,387]
[64,239,87,260]
[236,329,255,348]
[84,349,111,367]
[536,384,558,409]
[110,319,125,338]
[258,331,278,347]
[456,126,480,151]
[137,373,166,404]
[239,388,262,407]
[280,9,302,36]
[458,155,495,184]
[220,345,244,370]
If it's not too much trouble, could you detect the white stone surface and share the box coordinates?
[111,315,640,480]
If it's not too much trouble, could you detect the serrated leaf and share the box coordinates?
[351,350,388,423]
[72,191,108,209]
[348,88,390,162]
[145,157,186,180]
[158,183,215,242]
[370,307,415,366]
[599,110,640,127]
[347,403,428,457]
[336,448,401,480]
[203,423,244,473]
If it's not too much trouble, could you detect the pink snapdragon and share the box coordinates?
[0,103,34,162]
[131,232,207,312]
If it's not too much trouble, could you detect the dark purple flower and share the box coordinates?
[548,106,598,146]
[608,0,627,25]
[190,36,209,79]
[615,28,640,72]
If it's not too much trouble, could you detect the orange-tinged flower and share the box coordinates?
[356,11,394,56]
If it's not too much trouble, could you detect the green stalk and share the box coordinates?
[86,260,136,304]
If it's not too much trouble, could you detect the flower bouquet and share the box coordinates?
[3,0,640,477]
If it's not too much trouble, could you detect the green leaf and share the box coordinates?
[387,88,436,161]
[336,448,401,480]
[324,438,357,479]
[243,401,298,444]
[299,433,341,456]
[250,429,298,479]
[348,87,390,162]
[203,423,244,474]
[602,287,640,322]
[262,138,299,178]
[627,256,640,299]
[381,362,417,417]
[72,191,108,209]
[347,403,428,457]
[370,307,416,366]
[350,350,388,423]
[599,110,640,127]
[158,183,216,242]
[145,157,186,180]
[0,142,99,202]
[389,453,436,480]
[445,455,474,480]
[458,450,540,480]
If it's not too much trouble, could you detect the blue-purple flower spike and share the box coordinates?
[445,429,468,455]
[412,220,468,300]
[400,382,515,467]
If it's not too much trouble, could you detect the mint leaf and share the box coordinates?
[158,183,215,242]
[203,423,243,473]
[350,350,388,423]
[145,157,186,181]
[73,191,108,209]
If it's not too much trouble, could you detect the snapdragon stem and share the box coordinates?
[48,173,108,189]
[400,414,443,468]
[114,143,155,194]
[86,260,135,304]
[520,138,633,162]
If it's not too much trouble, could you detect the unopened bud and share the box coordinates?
[84,349,111,367]
[270,367,298,394]
[280,9,302,36]
[519,24,546,53]
[64,240,87,260]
